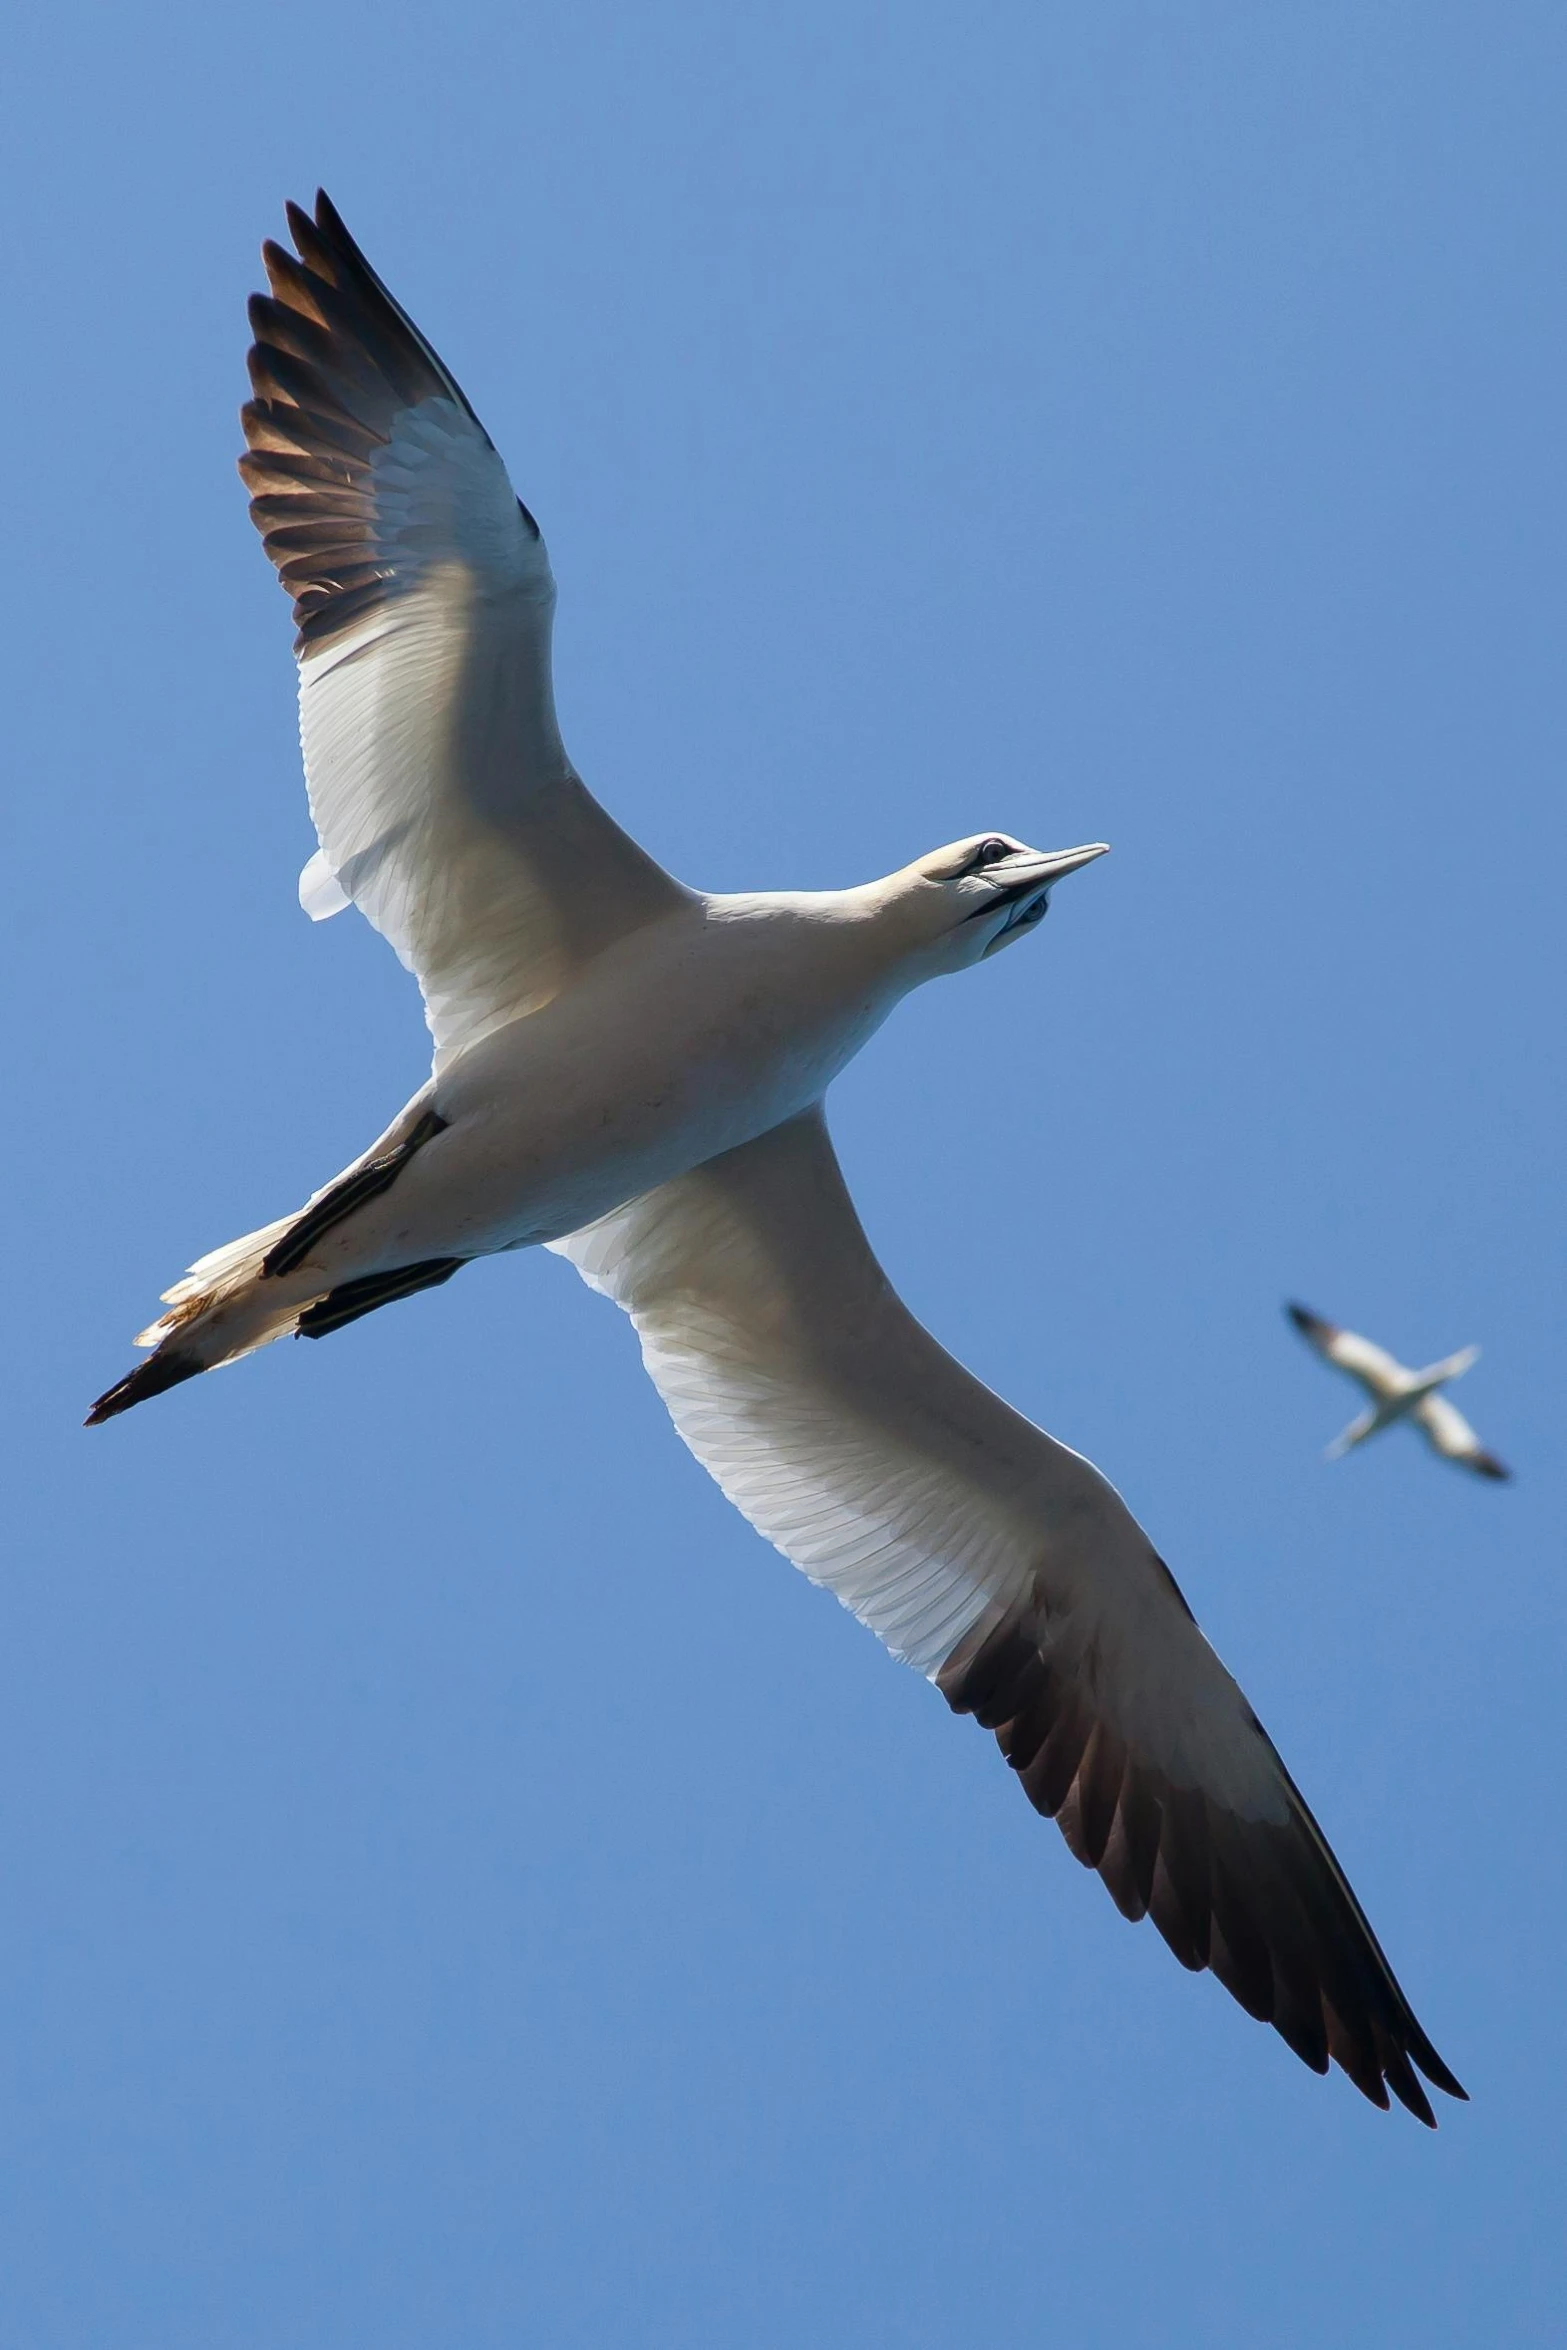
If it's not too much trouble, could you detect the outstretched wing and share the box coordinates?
[553,1116,1464,2121]
[241,192,685,1066]
[1414,1393,1510,1481]
[1286,1303,1409,1400]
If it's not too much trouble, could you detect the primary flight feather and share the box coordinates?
[90,193,1464,2125]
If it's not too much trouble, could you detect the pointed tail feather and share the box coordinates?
[86,1215,319,1427]
[87,1237,473,1425]
[86,1349,204,1425]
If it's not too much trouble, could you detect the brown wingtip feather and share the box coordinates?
[938,1604,1466,2122]
[240,188,490,653]
[85,1350,202,1426]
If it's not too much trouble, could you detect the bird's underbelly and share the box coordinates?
[313,980,881,1275]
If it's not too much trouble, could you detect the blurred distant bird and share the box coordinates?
[87,193,1465,2123]
[1287,1304,1510,1481]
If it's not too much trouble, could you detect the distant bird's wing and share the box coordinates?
[1414,1393,1510,1481]
[1286,1303,1409,1400]
[554,1114,1464,2121]
[241,192,685,1067]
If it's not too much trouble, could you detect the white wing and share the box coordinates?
[1286,1303,1410,1400]
[241,193,685,1066]
[1414,1392,1510,1481]
[554,1113,1462,2120]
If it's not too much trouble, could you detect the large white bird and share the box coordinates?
[1287,1304,1510,1480]
[90,194,1464,2123]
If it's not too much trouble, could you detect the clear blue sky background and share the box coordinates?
[3,5,1562,2343]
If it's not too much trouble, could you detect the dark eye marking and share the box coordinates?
[965,837,1013,873]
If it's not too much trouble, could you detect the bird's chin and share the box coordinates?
[981,892,1050,956]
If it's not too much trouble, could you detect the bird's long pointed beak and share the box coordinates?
[974,839,1109,952]
[1004,841,1110,888]
[986,840,1110,910]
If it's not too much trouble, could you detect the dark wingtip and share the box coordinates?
[1286,1300,1341,1348]
[1331,2017,1462,2124]
[313,188,356,254]
[1426,2063,1469,2104]
[1378,2038,1439,2126]
[1473,1454,1512,1483]
[1400,2020,1467,2107]
[85,1350,202,1426]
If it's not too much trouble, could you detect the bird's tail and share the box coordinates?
[86,1092,465,1426]
[85,1215,321,1424]
[87,1220,470,1425]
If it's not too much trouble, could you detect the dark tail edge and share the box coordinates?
[87,1250,470,1423]
[86,1349,202,1427]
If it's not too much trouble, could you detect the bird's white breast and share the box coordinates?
[371,896,900,1264]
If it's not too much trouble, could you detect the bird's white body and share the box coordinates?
[427,893,900,1250]
[89,193,1468,2124]
[1324,1349,1477,1456]
[158,890,920,1367]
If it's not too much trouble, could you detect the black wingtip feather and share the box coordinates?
[939,1600,1467,2122]
[1378,2034,1439,2127]
[1406,2037,1468,2103]
[314,188,351,245]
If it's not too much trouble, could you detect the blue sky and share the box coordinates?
[4,4,1563,2342]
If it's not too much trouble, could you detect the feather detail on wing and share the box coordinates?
[556,1116,1464,2119]
[241,192,684,1065]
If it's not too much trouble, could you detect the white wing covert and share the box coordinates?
[555,1113,1463,2120]
[241,193,684,1066]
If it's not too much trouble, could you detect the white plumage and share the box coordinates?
[88,192,1468,2124]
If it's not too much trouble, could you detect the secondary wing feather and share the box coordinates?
[241,191,684,1065]
[556,1116,1464,2120]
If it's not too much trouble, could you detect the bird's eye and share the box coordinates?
[971,837,1012,870]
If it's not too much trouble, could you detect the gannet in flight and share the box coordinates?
[1287,1304,1510,1481]
[89,193,1465,2123]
